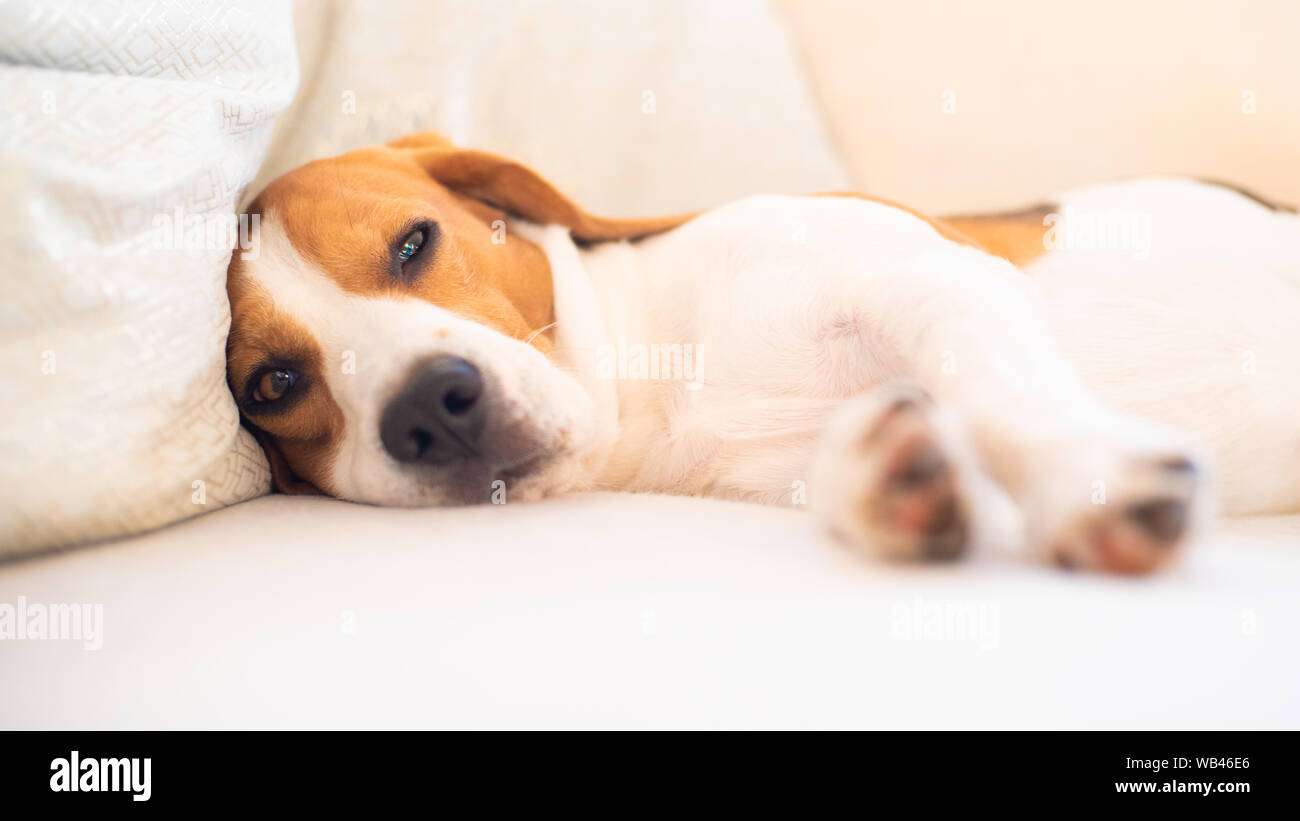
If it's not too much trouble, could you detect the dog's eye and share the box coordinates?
[391,222,439,280]
[397,229,424,264]
[252,369,297,404]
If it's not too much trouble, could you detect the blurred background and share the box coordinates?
[258,0,1300,215]
[776,0,1300,211]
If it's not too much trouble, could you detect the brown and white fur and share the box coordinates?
[226,132,1300,574]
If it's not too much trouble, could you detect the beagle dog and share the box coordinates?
[226,132,1300,574]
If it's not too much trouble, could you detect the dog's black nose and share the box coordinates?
[380,355,486,465]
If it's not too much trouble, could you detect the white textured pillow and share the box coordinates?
[0,0,297,556]
[253,0,848,216]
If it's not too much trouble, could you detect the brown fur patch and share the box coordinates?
[226,264,344,495]
[390,132,697,242]
[938,203,1057,267]
[247,148,559,351]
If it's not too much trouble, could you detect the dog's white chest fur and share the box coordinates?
[536,194,1015,502]
[532,181,1300,519]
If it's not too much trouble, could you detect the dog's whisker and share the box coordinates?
[523,321,559,346]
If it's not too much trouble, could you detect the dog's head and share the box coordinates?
[226,132,686,505]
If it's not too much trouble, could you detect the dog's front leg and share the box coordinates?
[809,381,989,562]
[812,244,1206,573]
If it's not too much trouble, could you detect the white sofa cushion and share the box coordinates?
[0,0,297,556]
[1,494,1295,729]
[252,0,848,216]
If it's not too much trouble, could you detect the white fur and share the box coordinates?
[243,179,1300,563]
[1031,179,1300,514]
[565,182,1299,518]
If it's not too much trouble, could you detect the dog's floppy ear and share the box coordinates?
[388,132,694,242]
[248,424,322,496]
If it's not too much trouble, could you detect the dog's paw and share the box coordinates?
[810,383,981,561]
[1023,420,1207,574]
